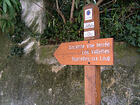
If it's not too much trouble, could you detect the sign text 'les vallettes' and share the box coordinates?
[54,38,113,65]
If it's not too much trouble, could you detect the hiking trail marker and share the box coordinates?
[54,3,114,105]
[54,38,113,65]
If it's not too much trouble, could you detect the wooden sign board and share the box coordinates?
[54,38,114,65]
[83,4,100,40]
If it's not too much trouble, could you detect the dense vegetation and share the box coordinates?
[0,0,140,48]
[0,0,21,33]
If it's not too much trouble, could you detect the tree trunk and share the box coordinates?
[97,0,104,6]
[70,0,75,23]
[56,0,66,24]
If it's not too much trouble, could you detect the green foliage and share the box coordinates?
[131,99,140,105]
[40,21,83,45]
[1,0,139,50]
[0,18,14,33]
[40,0,84,45]
[0,0,25,56]
[10,45,24,57]
[125,15,140,47]
[100,0,140,48]
[7,13,32,44]
[0,0,21,33]
[41,0,140,48]
[7,13,33,57]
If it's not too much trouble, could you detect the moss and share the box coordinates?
[54,65,84,85]
[33,64,55,89]
[134,63,140,74]
[0,34,11,72]
[101,70,115,88]
[0,38,84,105]
[132,63,140,97]
[114,42,140,59]
[39,45,57,59]
[114,42,127,58]
[131,99,140,105]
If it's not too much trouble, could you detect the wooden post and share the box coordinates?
[84,3,101,105]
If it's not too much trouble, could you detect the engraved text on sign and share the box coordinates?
[54,38,114,65]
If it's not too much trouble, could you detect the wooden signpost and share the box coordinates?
[54,3,114,105]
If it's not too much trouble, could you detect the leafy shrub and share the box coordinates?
[125,15,140,47]
[7,12,34,44]
[40,0,140,49]
[7,12,33,57]
[40,22,83,45]
[1,0,139,50]
[0,0,21,33]
[10,45,24,57]
[8,20,28,43]
[100,1,140,48]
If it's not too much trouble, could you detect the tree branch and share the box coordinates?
[32,1,54,17]
[70,0,75,23]
[96,0,104,6]
[56,0,66,24]
[100,8,116,13]
[99,0,115,7]
[99,0,117,13]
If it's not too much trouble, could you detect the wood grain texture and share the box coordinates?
[84,3,101,105]
[54,38,114,65]
[84,66,101,105]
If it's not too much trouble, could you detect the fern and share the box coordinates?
[0,0,21,33]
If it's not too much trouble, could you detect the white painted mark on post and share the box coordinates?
[84,30,95,37]
[84,22,94,29]
[85,8,92,21]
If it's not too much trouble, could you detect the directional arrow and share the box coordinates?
[54,38,114,65]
